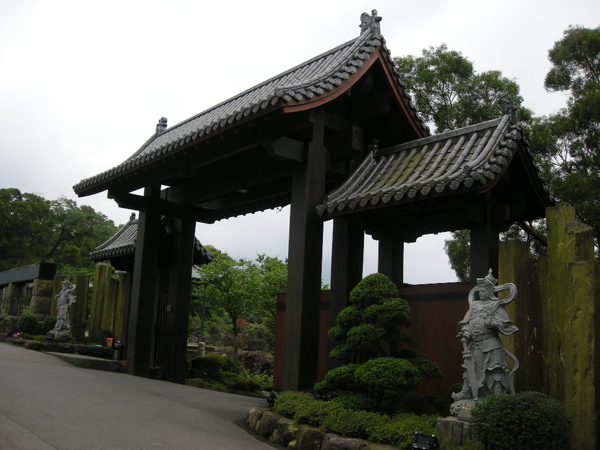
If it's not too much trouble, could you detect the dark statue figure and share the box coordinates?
[359,10,382,35]
[450,270,519,417]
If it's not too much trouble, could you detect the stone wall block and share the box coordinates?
[568,260,596,449]
[277,417,299,446]
[296,424,327,450]
[256,410,280,437]
[322,434,368,449]
[30,279,54,318]
[247,406,266,431]
[89,264,109,340]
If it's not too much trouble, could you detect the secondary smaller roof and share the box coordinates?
[90,213,212,269]
[318,110,552,219]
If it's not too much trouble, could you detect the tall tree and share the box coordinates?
[394,45,533,280]
[192,247,287,338]
[0,188,54,271]
[394,44,532,133]
[0,188,118,273]
[529,25,600,237]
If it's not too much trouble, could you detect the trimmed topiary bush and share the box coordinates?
[42,316,57,333]
[222,356,243,374]
[190,353,225,379]
[17,313,39,334]
[471,391,570,450]
[220,372,261,392]
[354,357,421,407]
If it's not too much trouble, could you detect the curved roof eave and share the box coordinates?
[73,24,427,197]
[317,114,553,219]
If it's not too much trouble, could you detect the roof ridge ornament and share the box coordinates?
[360,10,382,36]
[501,98,517,124]
[155,117,168,134]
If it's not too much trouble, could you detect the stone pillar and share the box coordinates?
[30,279,54,319]
[88,265,111,341]
[544,206,596,449]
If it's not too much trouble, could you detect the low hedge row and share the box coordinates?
[272,391,438,448]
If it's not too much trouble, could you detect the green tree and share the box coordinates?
[530,25,600,237]
[0,188,54,271]
[0,188,118,273]
[192,247,287,340]
[394,44,532,133]
[394,44,548,279]
[319,273,440,410]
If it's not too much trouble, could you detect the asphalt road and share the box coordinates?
[0,342,278,449]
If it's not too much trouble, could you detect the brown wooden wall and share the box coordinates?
[273,283,470,396]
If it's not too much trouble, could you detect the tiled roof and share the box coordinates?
[90,214,212,265]
[90,215,138,261]
[73,15,426,196]
[317,113,551,217]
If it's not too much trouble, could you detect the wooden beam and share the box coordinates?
[283,109,327,391]
[126,185,161,378]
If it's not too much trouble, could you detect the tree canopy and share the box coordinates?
[529,25,600,236]
[394,44,532,133]
[191,247,287,341]
[396,27,600,280]
[0,188,118,273]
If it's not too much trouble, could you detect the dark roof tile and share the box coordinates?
[317,114,551,217]
[74,18,426,196]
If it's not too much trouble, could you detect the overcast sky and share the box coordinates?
[1,0,598,284]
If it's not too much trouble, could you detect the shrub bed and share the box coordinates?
[272,391,438,448]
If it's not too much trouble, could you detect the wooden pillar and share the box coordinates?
[329,217,364,368]
[126,185,161,378]
[377,234,404,287]
[283,110,327,391]
[470,197,499,284]
[163,214,196,384]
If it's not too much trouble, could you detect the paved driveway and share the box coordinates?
[0,342,278,449]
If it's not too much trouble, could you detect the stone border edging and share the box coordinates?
[247,406,400,450]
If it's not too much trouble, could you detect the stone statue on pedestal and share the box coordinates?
[450,270,519,418]
[47,280,76,340]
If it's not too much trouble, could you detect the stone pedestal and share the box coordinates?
[435,417,483,449]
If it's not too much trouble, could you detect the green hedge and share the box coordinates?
[273,391,437,447]
[471,391,570,450]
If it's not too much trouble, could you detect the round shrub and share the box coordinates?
[220,372,260,392]
[42,316,57,333]
[190,353,225,379]
[349,273,400,308]
[17,313,39,334]
[471,391,570,450]
[354,357,421,392]
[321,363,360,391]
[335,306,362,330]
[222,357,243,374]
[273,391,315,418]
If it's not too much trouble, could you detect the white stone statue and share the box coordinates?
[450,270,519,417]
[48,280,76,339]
